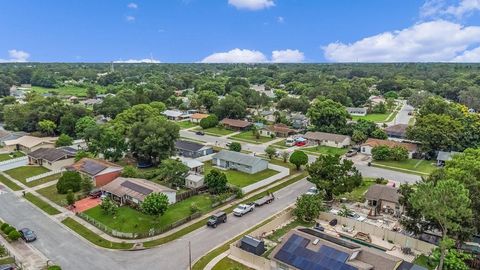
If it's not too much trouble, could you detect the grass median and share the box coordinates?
[0,174,22,191]
[24,193,61,215]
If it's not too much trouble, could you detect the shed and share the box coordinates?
[240,235,266,256]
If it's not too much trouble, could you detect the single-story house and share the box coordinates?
[175,156,204,175]
[175,140,213,158]
[81,99,102,107]
[368,95,385,105]
[289,113,309,130]
[190,113,209,123]
[259,124,296,138]
[365,184,401,216]
[436,151,460,166]
[101,177,176,205]
[185,174,204,189]
[220,118,252,131]
[3,136,57,153]
[346,107,367,116]
[212,150,268,174]
[162,110,184,121]
[66,158,123,187]
[384,124,409,139]
[0,130,27,144]
[361,138,418,158]
[303,131,351,148]
[27,147,76,170]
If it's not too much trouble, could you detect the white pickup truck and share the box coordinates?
[233,203,255,217]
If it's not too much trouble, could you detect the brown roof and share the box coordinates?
[384,124,409,135]
[362,138,417,152]
[265,124,296,134]
[67,158,122,176]
[303,131,350,143]
[4,136,57,148]
[190,113,209,120]
[220,118,252,128]
[364,184,400,203]
[101,177,175,202]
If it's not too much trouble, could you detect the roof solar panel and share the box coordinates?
[121,181,153,195]
[82,160,107,175]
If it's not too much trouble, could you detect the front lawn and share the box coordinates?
[212,257,253,270]
[338,178,383,202]
[204,161,278,187]
[230,131,276,144]
[5,166,50,184]
[37,184,82,206]
[0,151,24,162]
[83,194,212,234]
[199,127,236,136]
[372,159,436,175]
[177,121,197,129]
[302,145,349,156]
[352,113,390,122]
[272,139,289,149]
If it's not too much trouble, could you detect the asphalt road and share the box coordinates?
[0,179,312,270]
[390,101,414,126]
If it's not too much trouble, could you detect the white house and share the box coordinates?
[346,107,367,116]
[303,132,351,148]
[361,138,418,159]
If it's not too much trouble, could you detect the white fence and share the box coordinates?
[26,168,65,183]
[0,156,28,171]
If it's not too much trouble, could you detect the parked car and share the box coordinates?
[345,149,357,157]
[0,264,16,270]
[295,139,307,147]
[195,131,205,136]
[314,223,325,231]
[348,212,366,222]
[206,212,227,228]
[285,137,295,147]
[18,228,36,242]
[89,189,102,198]
[305,187,318,195]
[233,203,255,217]
[254,194,275,206]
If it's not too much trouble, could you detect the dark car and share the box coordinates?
[195,131,205,136]
[345,149,357,157]
[18,228,36,242]
[89,189,102,198]
[206,212,227,228]
[0,264,16,270]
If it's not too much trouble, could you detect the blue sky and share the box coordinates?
[2,0,480,62]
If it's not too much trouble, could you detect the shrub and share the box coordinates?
[3,225,14,235]
[55,134,73,147]
[205,169,228,195]
[48,266,62,270]
[7,230,21,241]
[66,190,75,206]
[121,165,139,178]
[190,203,200,214]
[228,142,241,152]
[100,197,118,216]
[199,115,219,129]
[56,171,82,194]
[231,186,244,199]
[0,223,9,232]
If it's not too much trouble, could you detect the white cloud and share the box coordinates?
[421,0,480,19]
[453,46,480,61]
[271,49,305,63]
[127,2,138,9]
[126,15,135,22]
[228,0,275,10]
[323,20,480,62]
[201,48,268,63]
[277,16,284,23]
[113,58,161,63]
[201,48,305,63]
[0,49,30,62]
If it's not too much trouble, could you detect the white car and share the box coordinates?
[233,203,255,217]
[305,187,318,195]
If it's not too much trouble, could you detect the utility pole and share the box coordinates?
[189,241,192,270]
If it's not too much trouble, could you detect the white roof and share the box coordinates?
[175,156,204,169]
[4,136,57,148]
[163,110,183,117]
[186,174,204,183]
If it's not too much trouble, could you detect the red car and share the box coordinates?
[295,140,307,147]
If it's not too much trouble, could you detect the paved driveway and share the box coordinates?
[0,179,312,270]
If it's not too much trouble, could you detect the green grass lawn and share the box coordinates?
[302,145,349,156]
[0,151,24,162]
[372,159,436,175]
[204,161,278,187]
[24,192,61,215]
[61,218,133,250]
[0,174,22,191]
[37,184,81,206]
[212,257,253,270]
[352,113,390,122]
[31,85,106,97]
[230,131,276,144]
[272,139,289,149]
[5,166,50,183]
[83,194,212,234]
[0,257,15,265]
[198,126,236,136]
[177,121,197,129]
[338,178,383,202]
[413,255,436,270]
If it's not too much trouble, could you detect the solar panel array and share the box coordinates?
[274,234,358,270]
[82,160,108,175]
[121,181,153,195]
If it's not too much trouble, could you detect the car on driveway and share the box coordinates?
[345,149,357,157]
[233,203,255,217]
[89,189,102,198]
[206,212,227,228]
[195,131,205,136]
[18,228,36,242]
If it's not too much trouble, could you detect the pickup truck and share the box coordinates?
[233,203,255,217]
[254,194,275,206]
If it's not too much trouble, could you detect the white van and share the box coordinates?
[285,137,295,146]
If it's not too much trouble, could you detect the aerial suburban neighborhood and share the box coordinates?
[1,1,480,270]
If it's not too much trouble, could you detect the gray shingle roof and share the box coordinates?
[364,184,399,203]
[212,150,265,167]
[28,148,75,162]
[175,140,205,152]
[303,131,350,144]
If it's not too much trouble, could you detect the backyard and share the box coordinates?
[4,166,54,187]
[0,151,24,162]
[372,159,436,175]
[83,194,212,233]
[302,145,349,156]
[204,161,278,187]
[196,126,235,136]
[230,131,276,144]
